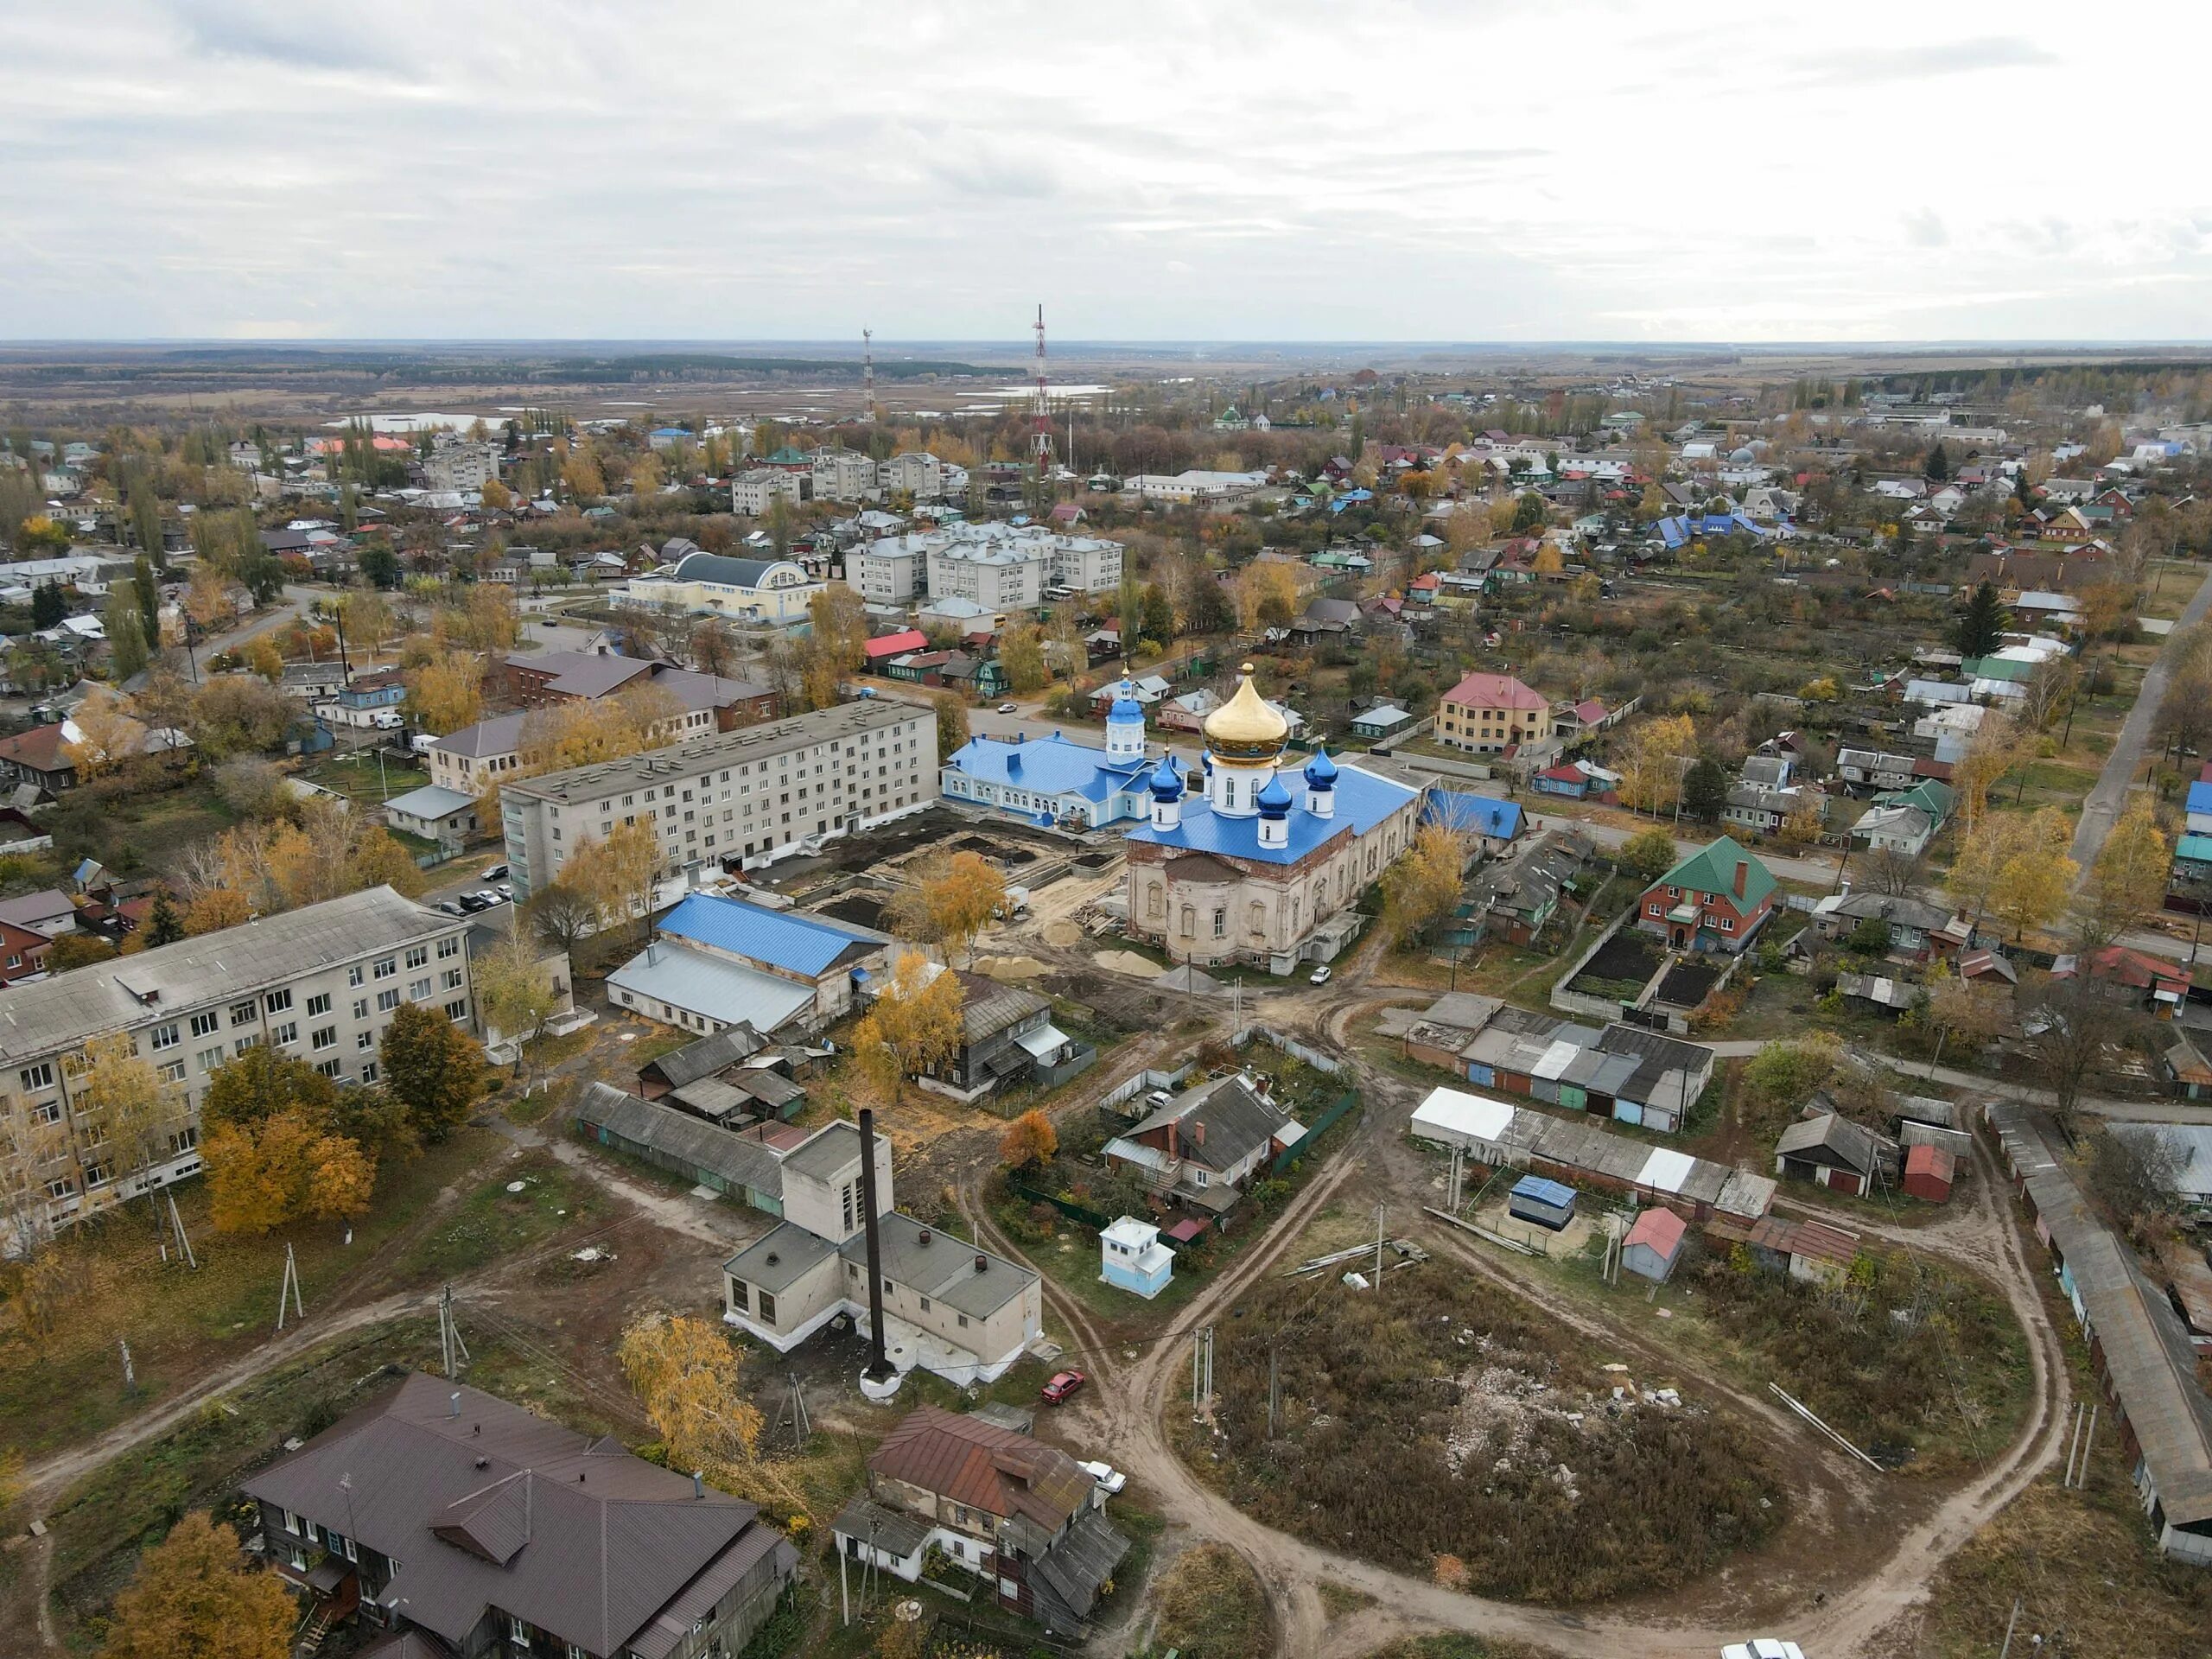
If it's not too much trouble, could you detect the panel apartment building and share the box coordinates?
[500,701,937,900]
[0,887,474,1241]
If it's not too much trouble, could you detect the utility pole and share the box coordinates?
[439,1283,470,1378]
[167,1191,196,1268]
[119,1338,135,1393]
[1999,1597,2022,1659]
[1267,1345,1280,1439]
[275,1241,304,1332]
[1374,1201,1386,1287]
[2075,1403,2097,1488]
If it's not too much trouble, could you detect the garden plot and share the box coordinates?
[1183,1262,1787,1604]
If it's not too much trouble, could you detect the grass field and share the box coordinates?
[298,749,429,806]
[0,1128,509,1456]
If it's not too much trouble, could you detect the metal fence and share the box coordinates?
[1006,1179,1113,1230]
[1273,1090,1361,1176]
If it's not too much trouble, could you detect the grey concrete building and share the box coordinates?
[499,701,936,899]
[0,887,473,1241]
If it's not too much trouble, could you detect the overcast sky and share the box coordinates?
[5,1,2210,344]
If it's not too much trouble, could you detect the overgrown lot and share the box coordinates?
[1180,1262,1787,1604]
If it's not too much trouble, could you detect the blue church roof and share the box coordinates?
[1151,754,1185,798]
[1126,760,1420,866]
[1303,746,1338,785]
[1256,776,1294,814]
[657,893,879,978]
[1423,791,1522,842]
[946,734,1150,805]
[1108,680,1144,721]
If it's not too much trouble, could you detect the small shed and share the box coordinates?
[1507,1174,1577,1233]
[1099,1216,1174,1300]
[1620,1206,1687,1283]
[1901,1142,1956,1203]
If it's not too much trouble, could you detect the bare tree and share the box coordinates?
[2024,972,2147,1139]
[1859,847,1923,897]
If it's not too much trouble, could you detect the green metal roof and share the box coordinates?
[1654,836,1777,912]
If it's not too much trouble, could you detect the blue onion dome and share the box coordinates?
[1303,745,1338,785]
[1109,680,1143,720]
[1256,775,1294,817]
[1150,755,1184,798]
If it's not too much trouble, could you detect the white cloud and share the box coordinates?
[1,0,2209,340]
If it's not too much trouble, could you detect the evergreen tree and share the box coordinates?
[143,891,186,947]
[1955,580,2009,659]
[30,583,64,629]
[1924,440,1951,481]
[1683,756,1729,823]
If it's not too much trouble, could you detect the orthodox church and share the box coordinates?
[939,682,1155,830]
[1123,666,1424,971]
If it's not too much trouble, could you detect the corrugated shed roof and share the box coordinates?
[575,1084,785,1195]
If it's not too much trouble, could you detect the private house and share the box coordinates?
[1289,596,1361,645]
[635,1024,805,1123]
[1421,791,1522,860]
[1811,891,1962,961]
[0,724,78,794]
[1349,703,1414,741]
[1621,1206,1687,1283]
[1774,1111,1898,1197]
[1532,763,1593,799]
[241,1372,797,1659]
[383,785,481,852]
[1099,1216,1174,1299]
[940,689,1152,830]
[1636,837,1777,954]
[0,918,55,984]
[0,888,77,938]
[1853,779,1956,860]
[1435,671,1551,753]
[327,670,407,728]
[428,713,527,796]
[834,1407,1128,1634]
[609,893,893,1039]
[927,969,1075,1098]
[2163,1032,2212,1102]
[500,651,778,730]
[2053,944,2190,1016]
[1459,828,1592,945]
[1103,1071,1305,1224]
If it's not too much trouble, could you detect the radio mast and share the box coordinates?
[862,327,876,421]
[1029,304,1056,474]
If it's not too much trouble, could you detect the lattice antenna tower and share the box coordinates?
[862,327,876,420]
[1030,303,1056,470]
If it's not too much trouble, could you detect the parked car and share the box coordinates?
[1309,964,1332,985]
[473,889,505,907]
[495,883,513,899]
[456,893,492,913]
[436,900,466,918]
[1040,1370,1086,1405]
[996,702,1017,714]
[481,861,509,880]
[1077,1459,1126,1496]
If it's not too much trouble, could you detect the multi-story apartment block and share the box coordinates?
[877,451,945,499]
[730,469,805,517]
[918,522,1122,609]
[810,447,878,502]
[0,887,474,1241]
[845,534,926,605]
[423,441,502,493]
[499,702,937,900]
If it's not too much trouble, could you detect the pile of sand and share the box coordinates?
[972,955,1048,982]
[1093,950,1166,979]
[1042,920,1082,947]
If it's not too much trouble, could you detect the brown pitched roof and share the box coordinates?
[242,1372,791,1659]
[868,1406,1094,1531]
[0,724,69,772]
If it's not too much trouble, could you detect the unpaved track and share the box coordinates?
[979,962,2073,1658]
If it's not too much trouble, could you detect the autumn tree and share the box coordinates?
[1615,825,1679,883]
[999,1109,1058,1170]
[1778,791,1825,848]
[931,690,969,760]
[475,938,561,1082]
[73,1033,177,1211]
[1379,823,1467,948]
[887,851,1007,966]
[558,817,660,942]
[243,634,284,682]
[526,882,600,955]
[204,1110,376,1235]
[1950,714,2024,833]
[999,623,1048,696]
[2075,797,2167,954]
[618,1312,802,1511]
[1924,963,2009,1062]
[2024,971,2143,1137]
[99,1512,293,1659]
[1980,809,2078,942]
[379,1002,486,1141]
[61,684,145,779]
[187,674,292,759]
[202,1044,341,1132]
[1616,714,1696,816]
[850,950,965,1108]
[404,655,485,735]
[46,932,118,973]
[1236,562,1300,632]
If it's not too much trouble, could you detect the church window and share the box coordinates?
[1248,900,1265,936]
[1212,907,1226,939]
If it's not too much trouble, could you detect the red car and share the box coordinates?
[1040,1370,1086,1405]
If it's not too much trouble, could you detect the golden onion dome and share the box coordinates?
[1204,664,1289,760]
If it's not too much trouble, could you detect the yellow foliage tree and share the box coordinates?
[182,887,251,935]
[72,1032,177,1209]
[99,1512,294,1659]
[244,635,284,682]
[887,851,1007,967]
[850,950,966,1109]
[1616,714,1696,816]
[1379,823,1467,948]
[2077,797,2168,950]
[563,451,606,497]
[1235,562,1301,632]
[999,623,1048,695]
[999,1109,1058,1169]
[1951,714,2023,833]
[559,817,660,941]
[60,685,145,779]
[404,655,485,735]
[1986,809,2079,942]
[615,1311,809,1515]
[203,1109,375,1236]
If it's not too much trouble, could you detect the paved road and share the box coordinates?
[2068,562,2212,881]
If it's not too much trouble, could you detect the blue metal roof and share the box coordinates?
[1423,791,1522,841]
[1125,761,1420,867]
[656,893,877,977]
[2188,782,2212,817]
[946,734,1151,805]
[1510,1175,1576,1209]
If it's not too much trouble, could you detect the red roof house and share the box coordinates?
[1902,1143,1955,1203]
[863,629,929,663]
